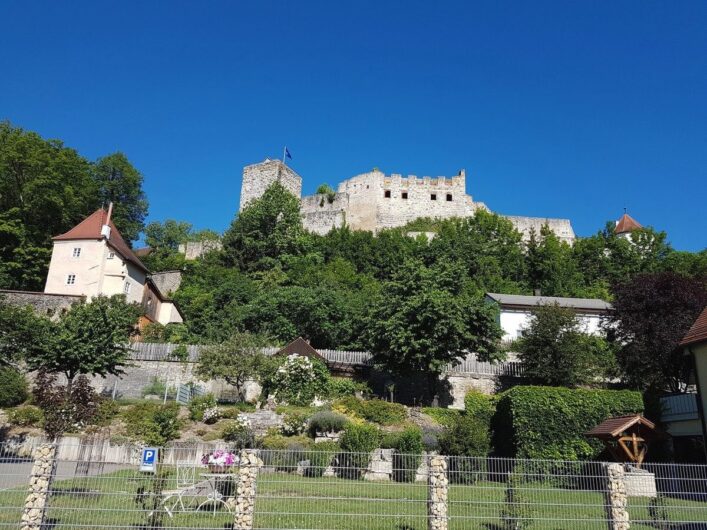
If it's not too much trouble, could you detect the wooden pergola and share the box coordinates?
[586,415,666,467]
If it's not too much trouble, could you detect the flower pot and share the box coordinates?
[208,464,232,473]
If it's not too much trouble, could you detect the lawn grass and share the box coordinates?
[1,468,706,529]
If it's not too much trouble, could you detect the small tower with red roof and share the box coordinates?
[614,210,643,240]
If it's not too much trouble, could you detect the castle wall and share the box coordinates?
[239,159,302,211]
[300,192,348,235]
[506,216,575,245]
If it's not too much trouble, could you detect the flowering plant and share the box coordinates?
[280,412,308,436]
[202,406,221,424]
[268,354,329,406]
[201,449,238,469]
[236,413,251,428]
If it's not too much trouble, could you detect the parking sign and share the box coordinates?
[140,447,158,473]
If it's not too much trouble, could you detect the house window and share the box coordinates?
[384,190,391,198]
[401,191,408,199]
[107,252,115,260]
[446,194,453,202]
[66,274,76,285]
[72,248,81,258]
[123,281,131,294]
[431,193,437,201]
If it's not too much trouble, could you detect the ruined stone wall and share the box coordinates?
[0,290,82,319]
[506,215,575,245]
[300,192,348,235]
[178,240,223,260]
[239,159,302,211]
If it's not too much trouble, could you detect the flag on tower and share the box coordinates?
[284,146,292,161]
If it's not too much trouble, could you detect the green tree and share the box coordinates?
[92,152,148,243]
[26,295,141,391]
[222,182,307,271]
[525,225,583,297]
[609,272,707,392]
[0,296,51,368]
[516,303,615,387]
[144,219,193,251]
[366,259,502,399]
[195,332,271,401]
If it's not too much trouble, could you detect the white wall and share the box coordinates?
[499,308,604,341]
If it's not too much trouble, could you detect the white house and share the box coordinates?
[485,293,611,342]
[44,205,183,326]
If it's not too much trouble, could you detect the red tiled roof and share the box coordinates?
[681,307,707,347]
[615,213,643,234]
[53,209,148,273]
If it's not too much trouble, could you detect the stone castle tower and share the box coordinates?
[239,159,575,244]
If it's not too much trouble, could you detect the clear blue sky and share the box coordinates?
[1,1,705,250]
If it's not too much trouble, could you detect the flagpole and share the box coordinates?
[282,146,286,165]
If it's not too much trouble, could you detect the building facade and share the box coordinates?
[239,159,576,243]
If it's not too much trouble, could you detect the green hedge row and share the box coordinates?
[492,386,644,460]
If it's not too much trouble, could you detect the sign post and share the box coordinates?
[140,447,159,473]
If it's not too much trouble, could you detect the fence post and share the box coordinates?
[604,463,630,530]
[20,442,57,530]
[233,449,263,530]
[427,454,449,530]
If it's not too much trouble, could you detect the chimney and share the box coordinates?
[101,202,113,240]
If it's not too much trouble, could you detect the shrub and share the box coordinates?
[221,415,255,449]
[33,373,99,437]
[334,397,406,425]
[421,407,461,427]
[0,367,28,407]
[325,377,371,399]
[307,411,348,436]
[306,441,339,478]
[8,405,43,427]
[338,423,380,479]
[123,402,182,445]
[267,354,329,406]
[464,390,495,422]
[438,415,490,484]
[492,386,644,460]
[188,394,217,421]
[93,399,119,426]
[392,427,424,483]
[259,434,311,471]
[141,377,168,398]
[202,406,221,424]
[500,473,531,529]
[281,412,309,436]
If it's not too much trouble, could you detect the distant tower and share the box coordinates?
[239,158,303,211]
[614,210,643,240]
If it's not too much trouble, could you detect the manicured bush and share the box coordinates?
[123,402,182,445]
[464,390,495,422]
[188,394,217,421]
[392,427,424,483]
[307,411,348,436]
[0,367,28,407]
[338,423,381,479]
[305,441,339,478]
[334,396,406,425]
[492,386,644,460]
[438,414,490,484]
[325,377,371,399]
[8,405,43,427]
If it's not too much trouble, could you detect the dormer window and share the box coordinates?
[72,248,81,258]
[66,274,76,285]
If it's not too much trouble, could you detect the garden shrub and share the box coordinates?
[464,390,495,422]
[307,411,348,436]
[338,423,380,479]
[267,354,329,406]
[492,386,644,460]
[33,373,100,436]
[281,412,309,436]
[8,405,43,427]
[123,402,182,445]
[259,434,312,471]
[141,376,169,398]
[93,399,120,426]
[392,427,423,483]
[334,396,406,425]
[421,407,461,427]
[0,367,28,407]
[305,441,339,477]
[188,394,217,421]
[438,414,490,484]
[500,473,531,529]
[325,377,371,399]
[221,414,255,449]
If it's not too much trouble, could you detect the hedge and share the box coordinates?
[492,386,644,460]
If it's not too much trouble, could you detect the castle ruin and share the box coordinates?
[239,159,575,244]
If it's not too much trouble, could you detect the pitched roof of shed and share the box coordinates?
[53,209,148,273]
[485,293,611,312]
[586,415,657,440]
[681,307,707,347]
[615,213,643,234]
[276,337,326,362]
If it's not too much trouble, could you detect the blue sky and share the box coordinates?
[1,1,705,250]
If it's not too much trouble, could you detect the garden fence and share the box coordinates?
[2,440,707,529]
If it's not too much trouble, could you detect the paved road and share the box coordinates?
[0,460,131,490]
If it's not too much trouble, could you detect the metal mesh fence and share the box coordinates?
[2,440,707,529]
